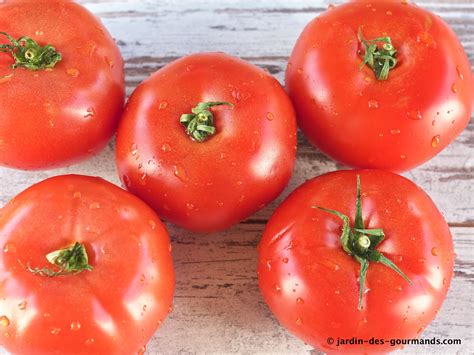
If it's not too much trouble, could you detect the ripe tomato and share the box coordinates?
[0,0,124,170]
[258,170,454,353]
[116,52,297,233]
[286,1,473,172]
[0,175,174,354]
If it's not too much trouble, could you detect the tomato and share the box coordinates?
[0,0,124,170]
[258,170,454,353]
[286,1,473,172]
[0,175,174,354]
[116,52,297,233]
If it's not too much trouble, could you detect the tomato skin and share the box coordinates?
[116,52,297,233]
[258,170,454,353]
[0,0,124,170]
[286,1,473,172]
[0,175,174,355]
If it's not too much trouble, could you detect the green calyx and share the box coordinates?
[180,101,234,142]
[0,32,62,75]
[358,28,397,81]
[24,242,93,277]
[315,176,411,310]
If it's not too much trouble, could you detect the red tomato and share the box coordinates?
[258,170,454,353]
[0,175,174,354]
[116,52,297,233]
[0,0,124,170]
[286,1,473,172]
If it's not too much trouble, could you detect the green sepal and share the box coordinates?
[358,28,397,81]
[316,175,411,310]
[23,242,93,277]
[0,32,62,76]
[179,101,233,142]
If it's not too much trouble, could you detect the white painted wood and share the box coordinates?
[1,1,473,354]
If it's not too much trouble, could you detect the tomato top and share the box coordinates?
[0,1,124,170]
[116,52,297,232]
[258,170,454,353]
[286,1,473,172]
[0,175,174,354]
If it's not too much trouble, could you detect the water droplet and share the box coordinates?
[84,107,95,118]
[390,129,401,135]
[403,317,408,322]
[35,30,44,36]
[334,289,340,295]
[66,68,80,77]
[50,327,61,335]
[297,68,303,74]
[217,201,224,207]
[3,243,16,253]
[18,301,27,310]
[386,10,393,15]
[186,203,194,210]
[232,89,241,101]
[295,318,302,325]
[173,165,188,182]
[130,144,138,156]
[284,241,295,250]
[168,243,172,252]
[89,202,100,210]
[400,154,407,160]
[456,66,464,80]
[73,191,82,199]
[158,101,168,110]
[138,346,146,355]
[396,285,402,291]
[123,175,131,187]
[43,313,50,318]
[140,274,146,282]
[296,297,304,305]
[0,316,10,327]
[104,56,114,68]
[149,220,156,230]
[282,257,289,264]
[418,258,426,263]
[266,112,274,121]
[185,65,195,72]
[85,338,95,345]
[442,278,447,285]
[238,195,245,202]
[368,100,378,109]
[334,264,340,271]
[417,31,436,48]
[140,174,147,185]
[274,284,281,292]
[266,260,272,271]
[431,247,438,256]
[70,321,81,331]
[364,76,371,83]
[142,305,147,312]
[451,84,458,93]
[408,110,422,120]
[431,135,440,148]
[161,143,171,152]
[432,120,436,126]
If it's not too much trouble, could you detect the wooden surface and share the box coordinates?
[1,1,473,354]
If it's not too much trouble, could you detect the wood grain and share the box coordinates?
[1,1,473,354]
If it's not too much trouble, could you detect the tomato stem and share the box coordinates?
[22,242,93,277]
[314,176,411,310]
[0,31,62,77]
[180,101,233,142]
[358,28,397,80]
